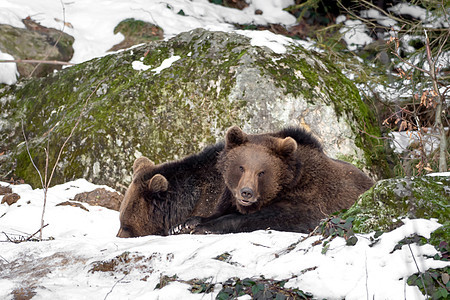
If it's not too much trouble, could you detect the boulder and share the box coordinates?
[0,29,389,191]
[108,18,163,52]
[72,188,123,211]
[0,17,74,78]
[1,192,20,205]
[343,175,449,234]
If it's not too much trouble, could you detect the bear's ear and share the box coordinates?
[133,156,155,174]
[277,137,297,156]
[147,174,168,193]
[225,126,248,149]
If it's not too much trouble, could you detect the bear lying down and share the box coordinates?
[117,126,374,237]
[117,142,224,237]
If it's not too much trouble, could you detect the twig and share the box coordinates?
[46,80,104,189]
[104,274,127,300]
[21,121,45,189]
[30,0,68,77]
[2,232,14,243]
[26,224,49,241]
[0,59,74,66]
[0,254,9,263]
[365,251,369,300]
[408,243,428,297]
[21,79,105,240]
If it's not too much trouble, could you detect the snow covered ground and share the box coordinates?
[1,179,449,299]
[0,0,296,65]
[1,1,449,299]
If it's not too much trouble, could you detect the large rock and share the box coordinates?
[343,175,449,235]
[0,17,74,78]
[108,18,163,52]
[0,29,389,191]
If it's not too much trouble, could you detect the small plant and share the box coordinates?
[216,276,313,300]
[316,214,358,254]
[155,275,178,289]
[401,230,450,299]
[407,267,450,299]
[155,275,214,294]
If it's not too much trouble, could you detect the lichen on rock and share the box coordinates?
[343,175,450,234]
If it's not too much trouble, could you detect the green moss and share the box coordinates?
[343,176,450,234]
[254,43,389,177]
[0,29,390,190]
[429,223,450,250]
[0,30,251,189]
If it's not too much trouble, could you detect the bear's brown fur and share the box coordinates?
[117,143,224,237]
[173,126,374,234]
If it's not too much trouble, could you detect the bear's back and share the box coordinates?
[272,127,323,151]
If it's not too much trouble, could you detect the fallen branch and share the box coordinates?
[26,224,49,241]
[0,59,74,66]
[104,274,127,300]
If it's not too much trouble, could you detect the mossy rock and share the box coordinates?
[0,29,389,191]
[108,18,163,51]
[344,175,450,235]
[0,19,74,78]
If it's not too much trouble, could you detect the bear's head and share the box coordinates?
[117,156,168,237]
[219,126,298,214]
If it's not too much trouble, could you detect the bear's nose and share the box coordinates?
[240,187,254,199]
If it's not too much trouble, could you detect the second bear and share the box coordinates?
[172,126,374,234]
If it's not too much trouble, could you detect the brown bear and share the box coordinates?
[117,143,225,237]
[170,126,374,234]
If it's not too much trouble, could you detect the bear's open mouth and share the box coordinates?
[238,198,256,206]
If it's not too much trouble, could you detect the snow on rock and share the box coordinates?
[388,3,427,20]
[236,29,292,54]
[0,180,448,299]
[0,0,296,64]
[339,19,373,51]
[0,50,18,85]
[151,55,181,74]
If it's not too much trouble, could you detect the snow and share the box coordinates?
[389,128,449,156]
[1,1,449,298]
[1,179,449,299]
[236,29,292,54]
[0,50,18,85]
[131,59,151,71]
[151,55,181,74]
[0,0,296,65]
[339,19,373,51]
[388,3,427,21]
[360,9,397,27]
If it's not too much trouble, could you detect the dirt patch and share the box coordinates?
[0,186,12,195]
[73,188,123,211]
[89,251,174,281]
[0,251,88,299]
[56,201,89,211]
[1,193,20,205]
[11,286,37,300]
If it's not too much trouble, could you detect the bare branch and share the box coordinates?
[21,121,45,189]
[46,80,105,190]
[0,59,74,66]
[30,0,68,77]
[408,244,429,297]
[26,224,49,241]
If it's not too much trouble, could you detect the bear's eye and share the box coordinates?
[239,166,244,173]
[258,171,265,177]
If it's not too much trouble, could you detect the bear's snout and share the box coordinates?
[240,187,254,200]
[238,187,257,206]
